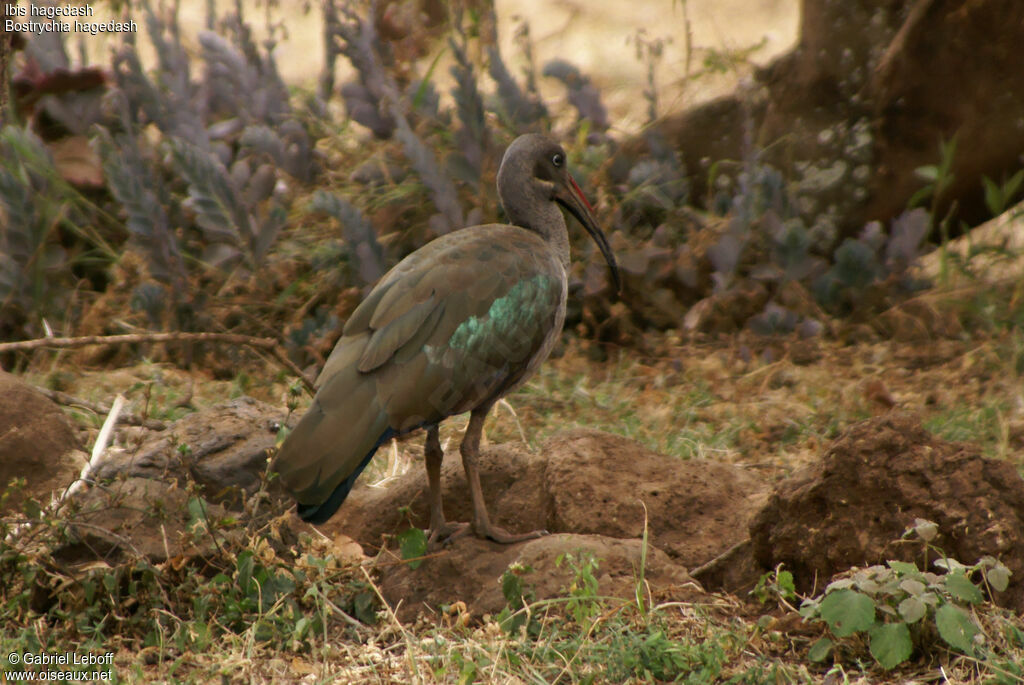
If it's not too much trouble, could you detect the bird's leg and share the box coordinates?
[424,425,468,545]
[460,404,547,544]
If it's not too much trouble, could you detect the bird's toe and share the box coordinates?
[479,525,549,545]
[427,521,471,549]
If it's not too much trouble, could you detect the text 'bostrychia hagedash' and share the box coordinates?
[273,133,620,544]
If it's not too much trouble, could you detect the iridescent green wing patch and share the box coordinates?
[447,274,558,358]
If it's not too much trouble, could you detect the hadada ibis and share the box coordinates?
[273,133,620,544]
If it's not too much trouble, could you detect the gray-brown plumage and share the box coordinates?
[273,133,620,544]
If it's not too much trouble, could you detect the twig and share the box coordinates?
[497,398,530,450]
[0,331,315,394]
[59,394,126,502]
[92,394,124,462]
[36,387,167,430]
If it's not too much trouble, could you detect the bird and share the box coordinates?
[273,133,620,544]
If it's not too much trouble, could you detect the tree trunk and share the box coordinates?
[619,0,1024,238]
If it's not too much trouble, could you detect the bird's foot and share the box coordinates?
[427,521,471,549]
[475,523,549,545]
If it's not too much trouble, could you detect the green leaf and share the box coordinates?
[236,549,255,593]
[944,571,984,604]
[501,565,534,607]
[397,527,428,569]
[186,495,206,520]
[936,604,978,654]
[869,622,913,669]
[21,498,42,520]
[899,578,926,596]
[185,495,208,534]
[853,577,882,595]
[798,598,820,619]
[934,557,966,572]
[898,596,926,623]
[819,589,875,637]
[293,616,310,641]
[912,518,938,542]
[935,135,958,193]
[888,560,921,577]
[826,578,854,592]
[1004,168,1024,205]
[353,590,377,625]
[776,569,796,597]
[808,637,833,663]
[914,165,939,182]
[878,604,898,617]
[983,176,1003,216]
[986,565,1011,592]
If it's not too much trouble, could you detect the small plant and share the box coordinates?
[751,564,798,607]
[496,561,539,637]
[396,526,428,569]
[909,135,959,215]
[392,504,429,569]
[982,169,1024,217]
[556,549,602,626]
[799,518,1012,669]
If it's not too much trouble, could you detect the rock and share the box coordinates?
[380,533,699,623]
[91,397,290,509]
[750,411,1024,612]
[0,371,87,514]
[322,428,768,569]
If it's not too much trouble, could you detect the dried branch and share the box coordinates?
[0,332,315,394]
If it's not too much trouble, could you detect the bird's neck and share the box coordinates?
[512,202,571,273]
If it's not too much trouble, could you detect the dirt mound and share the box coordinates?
[92,396,291,509]
[543,430,768,567]
[53,477,241,565]
[326,440,548,544]
[321,428,766,619]
[0,371,87,514]
[380,533,700,623]
[322,428,769,568]
[750,412,1024,611]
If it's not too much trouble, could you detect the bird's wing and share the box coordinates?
[347,225,566,426]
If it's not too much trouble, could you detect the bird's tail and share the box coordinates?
[272,337,392,522]
[294,428,393,523]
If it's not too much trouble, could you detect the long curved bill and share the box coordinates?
[556,175,622,293]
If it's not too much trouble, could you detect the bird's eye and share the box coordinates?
[551,153,564,168]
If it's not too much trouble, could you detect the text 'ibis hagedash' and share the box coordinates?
[273,133,620,544]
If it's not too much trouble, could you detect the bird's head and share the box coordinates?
[498,134,621,293]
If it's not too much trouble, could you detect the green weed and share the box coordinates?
[799,519,1013,670]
